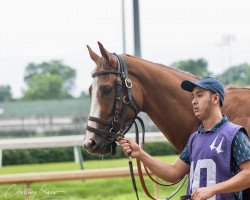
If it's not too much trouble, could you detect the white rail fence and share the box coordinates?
[0,132,167,166]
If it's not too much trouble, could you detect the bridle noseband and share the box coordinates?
[86,53,139,155]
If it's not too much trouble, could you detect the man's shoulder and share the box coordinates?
[233,129,250,143]
[227,122,248,136]
[187,131,199,144]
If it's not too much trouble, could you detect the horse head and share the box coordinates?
[84,42,142,155]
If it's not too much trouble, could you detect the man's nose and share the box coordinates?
[192,98,197,105]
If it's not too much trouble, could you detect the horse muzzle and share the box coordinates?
[84,131,114,155]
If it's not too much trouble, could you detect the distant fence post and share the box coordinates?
[74,146,79,163]
[77,146,84,170]
[74,146,84,170]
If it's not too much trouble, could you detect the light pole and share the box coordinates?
[223,35,236,67]
[216,35,236,69]
[133,0,141,57]
[121,0,126,54]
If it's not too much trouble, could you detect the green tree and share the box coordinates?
[23,60,76,100]
[0,85,12,102]
[217,63,250,86]
[23,75,71,100]
[172,58,212,77]
[24,60,76,92]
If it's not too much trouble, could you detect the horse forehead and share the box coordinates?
[91,75,111,92]
[96,57,114,70]
[94,73,116,86]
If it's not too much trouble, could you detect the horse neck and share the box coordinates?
[125,55,200,151]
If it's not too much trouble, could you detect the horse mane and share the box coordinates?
[124,54,200,80]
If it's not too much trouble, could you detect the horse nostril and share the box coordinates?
[84,139,96,149]
[90,139,96,146]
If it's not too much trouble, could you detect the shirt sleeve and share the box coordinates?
[232,130,250,165]
[179,144,191,165]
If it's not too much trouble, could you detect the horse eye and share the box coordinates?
[101,86,113,95]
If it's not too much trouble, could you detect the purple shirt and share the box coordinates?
[187,122,243,200]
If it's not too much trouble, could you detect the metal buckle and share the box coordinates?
[121,73,126,79]
[109,127,116,133]
[123,96,130,104]
[116,76,122,84]
[113,115,119,123]
[125,78,132,88]
[116,132,124,141]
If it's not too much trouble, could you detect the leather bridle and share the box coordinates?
[86,53,139,155]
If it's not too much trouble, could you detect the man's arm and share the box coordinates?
[119,139,190,182]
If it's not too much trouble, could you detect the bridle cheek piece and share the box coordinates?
[86,53,139,155]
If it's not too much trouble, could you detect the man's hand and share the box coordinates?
[118,139,141,158]
[191,187,216,200]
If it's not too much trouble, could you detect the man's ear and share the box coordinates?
[213,93,220,105]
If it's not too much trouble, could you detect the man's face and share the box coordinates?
[191,87,213,120]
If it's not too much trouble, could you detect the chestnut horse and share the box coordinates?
[84,42,250,155]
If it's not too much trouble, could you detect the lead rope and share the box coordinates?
[128,155,140,200]
[127,116,187,200]
[127,120,140,200]
[136,117,183,187]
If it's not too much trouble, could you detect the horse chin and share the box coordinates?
[99,144,113,155]
[85,143,112,156]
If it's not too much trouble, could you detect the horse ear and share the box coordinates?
[98,42,117,66]
[87,45,101,64]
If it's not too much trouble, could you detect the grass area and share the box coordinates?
[0,155,188,200]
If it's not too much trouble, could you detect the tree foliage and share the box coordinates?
[217,63,250,86]
[24,60,76,91]
[23,75,71,100]
[0,85,12,102]
[23,60,76,100]
[172,58,212,77]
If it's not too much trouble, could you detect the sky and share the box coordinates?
[0,0,250,98]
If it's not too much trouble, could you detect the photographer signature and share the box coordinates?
[5,184,66,199]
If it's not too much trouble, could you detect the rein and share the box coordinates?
[134,117,188,200]
[87,54,187,200]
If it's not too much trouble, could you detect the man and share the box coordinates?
[119,77,250,200]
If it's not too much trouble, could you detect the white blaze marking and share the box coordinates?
[85,77,101,142]
[88,77,100,129]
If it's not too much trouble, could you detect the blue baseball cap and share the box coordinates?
[181,77,225,106]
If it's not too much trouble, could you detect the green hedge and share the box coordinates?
[2,142,178,166]
[3,147,74,165]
